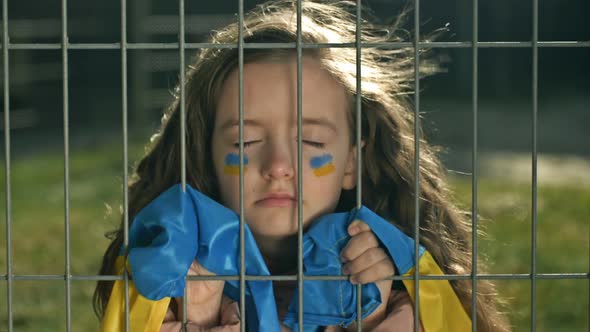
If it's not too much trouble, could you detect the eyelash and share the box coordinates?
[233,141,259,148]
[233,140,325,148]
[303,140,325,148]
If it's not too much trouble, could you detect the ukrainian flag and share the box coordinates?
[100,185,470,331]
[100,184,280,332]
[224,153,248,175]
[310,154,335,177]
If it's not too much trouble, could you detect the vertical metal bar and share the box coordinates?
[179,0,186,191]
[238,0,246,331]
[412,1,421,331]
[355,1,363,331]
[179,0,187,329]
[471,0,479,330]
[531,0,539,330]
[120,0,130,330]
[61,0,72,330]
[1,0,12,329]
[296,1,304,331]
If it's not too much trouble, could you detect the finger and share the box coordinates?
[340,230,379,263]
[185,298,241,332]
[349,258,395,285]
[347,219,371,236]
[188,261,224,297]
[185,322,208,332]
[371,291,421,332]
[324,325,345,332]
[185,279,224,307]
[189,260,215,276]
[183,261,225,324]
[342,247,389,275]
[219,295,241,326]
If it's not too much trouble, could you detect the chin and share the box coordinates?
[250,226,299,238]
[246,221,303,241]
[245,209,319,237]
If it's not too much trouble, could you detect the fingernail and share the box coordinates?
[348,226,359,235]
[350,276,358,284]
[342,266,349,274]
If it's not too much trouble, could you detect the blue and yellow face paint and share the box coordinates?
[310,154,335,177]
[224,152,249,175]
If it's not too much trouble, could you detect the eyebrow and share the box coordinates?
[218,117,339,134]
[218,119,265,131]
[301,117,339,134]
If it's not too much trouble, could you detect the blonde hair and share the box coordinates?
[94,1,510,331]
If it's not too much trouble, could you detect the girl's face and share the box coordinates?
[211,56,358,242]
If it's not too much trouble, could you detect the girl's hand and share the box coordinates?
[175,260,227,328]
[162,295,240,332]
[340,220,396,331]
[340,220,395,285]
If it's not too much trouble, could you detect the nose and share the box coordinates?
[261,142,295,181]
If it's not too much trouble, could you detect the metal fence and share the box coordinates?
[2,0,589,331]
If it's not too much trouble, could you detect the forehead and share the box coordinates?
[215,56,350,130]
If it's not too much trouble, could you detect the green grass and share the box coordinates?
[0,143,587,331]
[450,177,589,331]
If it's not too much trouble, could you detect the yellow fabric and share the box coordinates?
[402,251,472,332]
[100,256,171,332]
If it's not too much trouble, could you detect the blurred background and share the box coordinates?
[0,0,588,330]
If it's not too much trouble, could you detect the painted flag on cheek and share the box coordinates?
[223,152,248,175]
[310,154,335,177]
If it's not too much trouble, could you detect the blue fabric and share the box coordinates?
[283,207,426,331]
[283,211,380,330]
[126,184,277,332]
[125,184,425,332]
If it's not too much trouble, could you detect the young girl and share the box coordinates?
[94,1,509,331]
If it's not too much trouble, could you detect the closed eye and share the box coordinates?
[233,140,324,148]
[303,140,325,148]
[233,140,260,148]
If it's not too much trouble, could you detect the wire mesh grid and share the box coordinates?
[1,0,589,331]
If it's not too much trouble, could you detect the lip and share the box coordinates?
[256,193,297,207]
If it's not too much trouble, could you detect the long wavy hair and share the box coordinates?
[94,1,509,331]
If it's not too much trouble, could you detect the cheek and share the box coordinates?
[309,153,336,177]
[216,152,250,210]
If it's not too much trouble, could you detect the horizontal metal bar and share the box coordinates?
[129,43,181,50]
[476,41,590,48]
[8,43,117,50]
[519,41,590,48]
[2,41,589,51]
[2,273,588,281]
[8,43,63,50]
